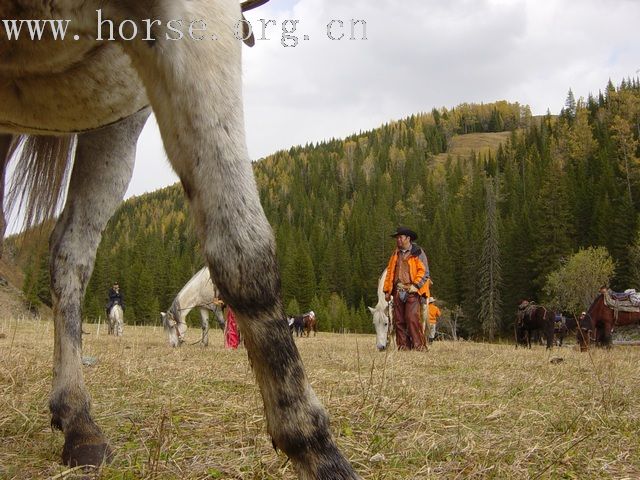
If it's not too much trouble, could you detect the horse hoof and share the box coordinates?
[63,442,112,468]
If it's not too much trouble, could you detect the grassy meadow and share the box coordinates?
[1,318,639,479]
[430,131,512,165]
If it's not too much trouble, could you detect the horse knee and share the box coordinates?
[206,238,281,317]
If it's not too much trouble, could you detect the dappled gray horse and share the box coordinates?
[0,1,357,477]
[161,266,225,347]
[108,302,124,337]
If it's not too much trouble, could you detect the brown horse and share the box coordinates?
[515,303,555,349]
[303,311,318,337]
[577,294,640,349]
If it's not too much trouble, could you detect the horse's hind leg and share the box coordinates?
[545,323,554,349]
[0,135,12,256]
[48,109,149,466]
[114,1,357,476]
[116,310,124,337]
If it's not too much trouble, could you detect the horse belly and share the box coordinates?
[0,3,148,134]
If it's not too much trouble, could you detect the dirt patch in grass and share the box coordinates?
[1,319,639,479]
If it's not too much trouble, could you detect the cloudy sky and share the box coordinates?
[127,0,639,197]
[5,0,637,207]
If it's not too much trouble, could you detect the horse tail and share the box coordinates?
[5,134,76,232]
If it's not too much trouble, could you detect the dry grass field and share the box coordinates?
[431,132,512,165]
[1,318,639,480]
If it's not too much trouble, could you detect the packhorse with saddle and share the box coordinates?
[515,300,555,349]
[577,288,640,350]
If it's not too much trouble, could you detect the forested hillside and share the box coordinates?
[11,80,640,338]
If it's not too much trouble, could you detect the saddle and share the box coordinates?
[516,302,535,327]
[604,289,640,312]
[609,289,638,302]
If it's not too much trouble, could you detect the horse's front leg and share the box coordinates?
[116,308,124,337]
[49,109,149,466]
[114,1,357,477]
[601,324,613,348]
[199,308,210,346]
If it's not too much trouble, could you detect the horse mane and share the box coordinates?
[374,268,388,310]
[6,135,76,232]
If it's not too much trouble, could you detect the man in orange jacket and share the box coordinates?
[383,226,430,350]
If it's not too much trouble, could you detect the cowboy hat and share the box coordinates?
[390,226,418,241]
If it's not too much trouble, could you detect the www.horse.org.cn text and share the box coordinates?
[0,11,368,48]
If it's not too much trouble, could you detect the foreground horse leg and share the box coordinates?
[0,135,12,255]
[49,109,149,466]
[113,1,357,476]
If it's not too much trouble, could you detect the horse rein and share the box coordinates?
[175,301,220,313]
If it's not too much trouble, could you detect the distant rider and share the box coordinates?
[106,282,125,316]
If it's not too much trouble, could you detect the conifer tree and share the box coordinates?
[611,115,640,204]
[478,177,502,339]
[629,224,640,287]
[529,157,573,287]
[563,89,577,122]
[286,298,300,317]
[294,244,316,311]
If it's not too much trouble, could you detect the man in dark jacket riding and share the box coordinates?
[106,282,125,316]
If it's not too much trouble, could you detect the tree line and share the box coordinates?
[13,79,640,338]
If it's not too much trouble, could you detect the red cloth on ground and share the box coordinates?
[224,307,239,349]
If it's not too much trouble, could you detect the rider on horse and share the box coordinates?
[106,282,125,316]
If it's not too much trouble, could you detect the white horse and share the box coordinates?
[108,303,124,337]
[161,266,225,347]
[368,268,392,351]
[0,1,357,477]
